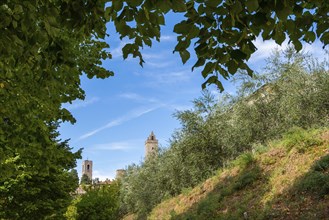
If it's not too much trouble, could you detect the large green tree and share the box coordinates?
[0,0,111,218]
[0,123,82,219]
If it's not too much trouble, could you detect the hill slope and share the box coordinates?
[146,128,329,220]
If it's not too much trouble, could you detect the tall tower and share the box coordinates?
[145,131,159,160]
[82,160,93,181]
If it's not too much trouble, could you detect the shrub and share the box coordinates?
[281,127,323,152]
[233,167,261,191]
[313,154,329,172]
[196,195,219,219]
[295,155,329,198]
[232,152,255,169]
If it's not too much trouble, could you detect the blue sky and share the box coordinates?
[59,13,327,180]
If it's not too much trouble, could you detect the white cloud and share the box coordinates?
[249,37,289,64]
[140,68,193,86]
[302,41,327,61]
[78,106,160,140]
[161,35,176,42]
[65,97,100,111]
[93,170,115,181]
[119,90,193,110]
[142,50,171,60]
[146,60,174,68]
[165,103,192,111]
[119,92,142,100]
[119,92,158,103]
[250,37,327,65]
[118,92,192,111]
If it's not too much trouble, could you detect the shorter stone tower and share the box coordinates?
[145,131,159,160]
[116,169,126,179]
[82,160,93,181]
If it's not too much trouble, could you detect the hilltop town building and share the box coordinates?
[82,160,93,181]
[145,131,159,159]
[79,132,159,189]
[116,169,126,179]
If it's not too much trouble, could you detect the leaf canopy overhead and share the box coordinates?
[107,0,329,90]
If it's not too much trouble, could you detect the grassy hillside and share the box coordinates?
[145,128,329,220]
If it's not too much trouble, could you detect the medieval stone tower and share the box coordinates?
[116,169,126,179]
[82,160,93,180]
[145,131,159,159]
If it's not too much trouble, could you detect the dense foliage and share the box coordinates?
[80,174,92,185]
[120,50,329,218]
[65,181,121,220]
[0,0,111,218]
[0,123,82,219]
[108,0,329,89]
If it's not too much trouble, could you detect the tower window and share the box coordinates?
[151,136,154,140]
[87,164,90,170]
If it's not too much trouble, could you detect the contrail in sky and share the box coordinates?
[78,106,159,140]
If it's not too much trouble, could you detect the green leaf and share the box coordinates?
[179,50,190,64]
[12,20,17,29]
[143,37,152,47]
[285,19,295,32]
[188,25,200,38]
[143,6,150,20]
[122,44,133,59]
[245,0,259,12]
[115,21,132,37]
[174,39,190,51]
[192,58,205,71]
[205,0,222,8]
[172,0,187,12]
[276,7,291,21]
[292,39,302,51]
[230,50,247,60]
[231,1,243,14]
[316,22,329,38]
[174,21,191,34]
[127,0,143,7]
[13,5,23,14]
[157,14,165,25]
[274,29,286,45]
[113,1,123,11]
[320,32,329,46]
[156,1,171,13]
[201,76,224,91]
[201,62,215,78]
[227,60,238,74]
[135,10,147,23]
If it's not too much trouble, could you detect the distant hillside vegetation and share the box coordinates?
[119,50,329,219]
[148,128,329,220]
